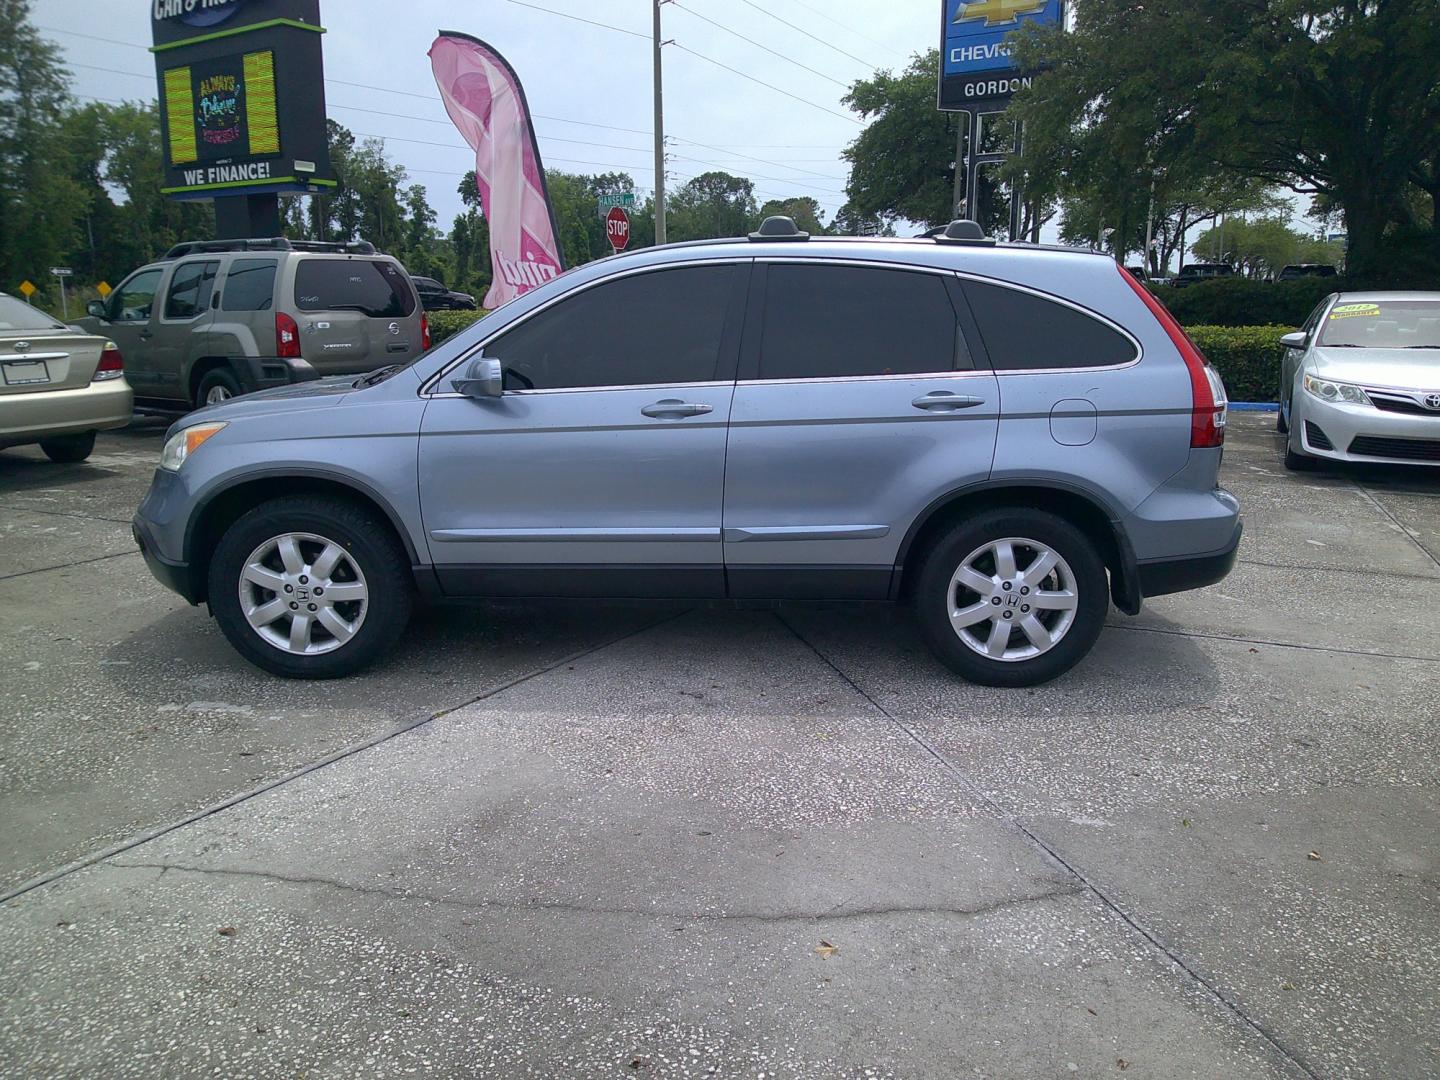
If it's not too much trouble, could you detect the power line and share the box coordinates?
[668,1,849,89]
[776,0,912,63]
[731,0,884,70]
[670,43,860,126]
[496,0,648,40]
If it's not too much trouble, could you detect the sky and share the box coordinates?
[32,0,938,233]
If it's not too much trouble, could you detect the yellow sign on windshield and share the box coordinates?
[1329,303,1381,320]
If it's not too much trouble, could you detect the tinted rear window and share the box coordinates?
[294,259,416,318]
[962,280,1137,371]
[222,259,278,311]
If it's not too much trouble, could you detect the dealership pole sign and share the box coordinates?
[151,0,336,201]
[938,0,1063,112]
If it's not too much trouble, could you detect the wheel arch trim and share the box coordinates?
[891,478,1142,615]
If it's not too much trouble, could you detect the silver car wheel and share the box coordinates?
[205,384,234,405]
[238,532,369,655]
[947,537,1079,662]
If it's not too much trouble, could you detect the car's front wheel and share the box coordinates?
[913,509,1109,687]
[208,496,413,678]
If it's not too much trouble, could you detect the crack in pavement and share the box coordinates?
[1351,481,1440,572]
[1236,556,1440,581]
[0,611,687,906]
[1103,621,1440,664]
[775,613,1323,1080]
[0,549,138,583]
[103,860,1084,924]
[0,502,136,526]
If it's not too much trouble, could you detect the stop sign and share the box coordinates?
[605,205,631,253]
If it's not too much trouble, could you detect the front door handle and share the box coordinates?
[138,330,154,340]
[641,399,713,419]
[912,391,984,412]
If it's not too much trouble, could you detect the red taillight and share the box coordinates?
[420,312,432,351]
[93,342,124,382]
[276,312,301,359]
[1118,265,1227,448]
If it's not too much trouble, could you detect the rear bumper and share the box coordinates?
[231,356,320,394]
[0,378,133,445]
[1137,521,1242,598]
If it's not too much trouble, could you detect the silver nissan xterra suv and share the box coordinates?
[78,238,429,411]
[132,217,1241,687]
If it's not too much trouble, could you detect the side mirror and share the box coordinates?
[87,300,108,319]
[451,356,504,398]
[1279,332,1307,350]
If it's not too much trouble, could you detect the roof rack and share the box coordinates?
[918,220,997,247]
[161,238,378,259]
[748,215,810,242]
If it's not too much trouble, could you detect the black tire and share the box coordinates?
[38,431,96,463]
[912,509,1109,688]
[207,495,414,679]
[1275,401,1289,434]
[196,367,243,410]
[1284,443,1315,471]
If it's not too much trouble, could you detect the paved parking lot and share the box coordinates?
[1,412,1437,1078]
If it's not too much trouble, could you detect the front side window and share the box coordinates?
[963,280,1137,370]
[485,265,736,390]
[110,268,164,323]
[1317,300,1440,349]
[756,265,963,380]
[164,260,219,320]
[294,259,417,318]
[222,259,278,312]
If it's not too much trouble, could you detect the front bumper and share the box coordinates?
[132,514,201,604]
[1296,392,1440,465]
[1137,520,1242,598]
[133,466,203,604]
[0,377,133,446]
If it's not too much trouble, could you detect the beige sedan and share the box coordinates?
[0,292,133,463]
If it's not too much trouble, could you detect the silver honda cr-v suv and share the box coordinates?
[132,217,1241,687]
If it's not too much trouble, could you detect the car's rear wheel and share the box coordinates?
[196,368,242,409]
[39,431,96,463]
[913,509,1109,687]
[208,496,413,678]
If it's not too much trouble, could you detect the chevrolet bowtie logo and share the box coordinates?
[954,0,1048,26]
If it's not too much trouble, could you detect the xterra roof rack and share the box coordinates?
[161,238,378,259]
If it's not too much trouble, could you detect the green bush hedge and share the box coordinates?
[1155,277,1339,328]
[1186,324,1292,402]
[427,308,489,345]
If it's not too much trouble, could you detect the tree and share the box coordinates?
[667,171,757,241]
[1192,216,1345,278]
[1008,0,1440,281]
[842,52,1014,236]
[759,197,826,234]
[0,0,88,289]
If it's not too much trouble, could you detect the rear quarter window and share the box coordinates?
[294,259,416,318]
[962,279,1137,371]
[222,259,278,311]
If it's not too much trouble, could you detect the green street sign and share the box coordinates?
[597,192,636,217]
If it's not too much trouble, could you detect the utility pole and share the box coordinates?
[653,0,667,246]
[952,113,966,220]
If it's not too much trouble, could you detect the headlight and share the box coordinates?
[160,422,227,471]
[1303,373,1371,406]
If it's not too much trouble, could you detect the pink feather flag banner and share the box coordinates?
[429,31,565,308]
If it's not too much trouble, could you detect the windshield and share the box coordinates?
[0,295,66,331]
[1318,300,1440,349]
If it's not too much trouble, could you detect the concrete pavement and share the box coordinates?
[1,413,1437,1078]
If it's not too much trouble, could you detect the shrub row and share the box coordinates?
[1186,325,1291,402]
[1152,277,1339,328]
[422,307,1289,402]
[427,308,489,345]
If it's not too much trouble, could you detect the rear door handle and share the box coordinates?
[912,391,984,412]
[641,399,713,419]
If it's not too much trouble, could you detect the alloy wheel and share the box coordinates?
[946,537,1079,662]
[238,532,369,655]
